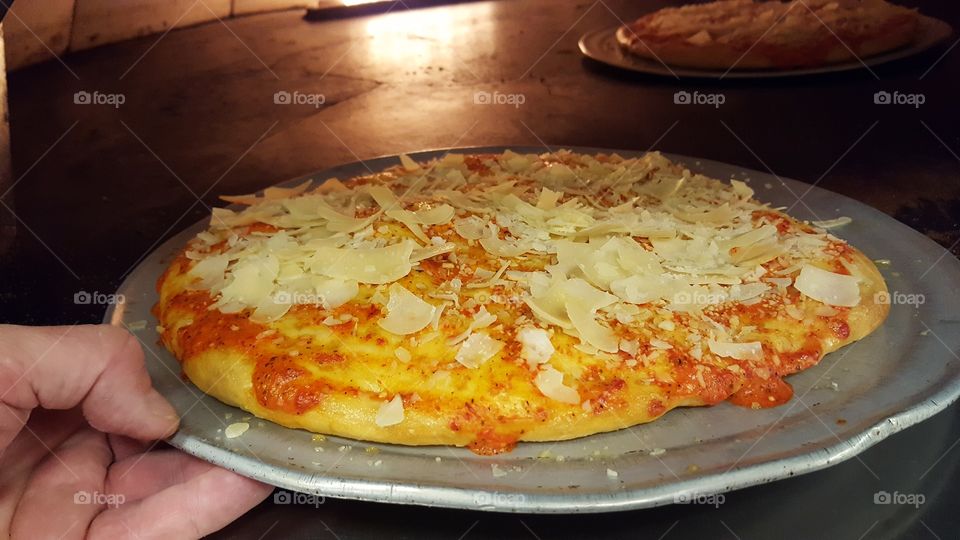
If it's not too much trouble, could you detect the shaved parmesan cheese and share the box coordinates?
[537,187,561,209]
[449,306,498,345]
[563,278,619,311]
[453,216,486,240]
[399,154,420,171]
[385,209,430,242]
[467,261,510,289]
[220,193,260,205]
[455,332,504,368]
[311,241,414,284]
[707,339,763,361]
[312,278,359,309]
[411,242,455,262]
[378,284,436,335]
[415,204,455,225]
[562,279,619,353]
[375,395,404,427]
[567,302,618,353]
[479,224,529,257]
[730,179,753,199]
[189,254,229,288]
[218,255,279,306]
[366,184,400,210]
[314,199,379,233]
[673,202,736,224]
[517,327,555,368]
[794,265,860,307]
[534,365,580,404]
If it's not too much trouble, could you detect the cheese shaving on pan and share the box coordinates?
[184,149,865,362]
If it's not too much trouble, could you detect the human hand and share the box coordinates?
[0,324,273,539]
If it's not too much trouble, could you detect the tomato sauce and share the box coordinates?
[729,376,794,408]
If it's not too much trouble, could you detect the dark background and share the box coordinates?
[1,1,958,538]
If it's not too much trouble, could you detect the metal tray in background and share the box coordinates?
[579,16,954,79]
[106,147,960,513]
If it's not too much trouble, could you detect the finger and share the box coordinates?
[10,427,112,540]
[0,408,85,485]
[90,466,273,539]
[108,433,153,461]
[0,324,178,449]
[105,449,216,503]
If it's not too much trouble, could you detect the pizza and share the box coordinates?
[154,150,889,454]
[616,0,919,70]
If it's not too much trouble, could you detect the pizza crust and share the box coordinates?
[180,348,708,447]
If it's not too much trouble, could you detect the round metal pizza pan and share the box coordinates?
[106,147,960,513]
[578,15,954,79]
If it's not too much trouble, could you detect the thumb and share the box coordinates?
[0,324,178,450]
